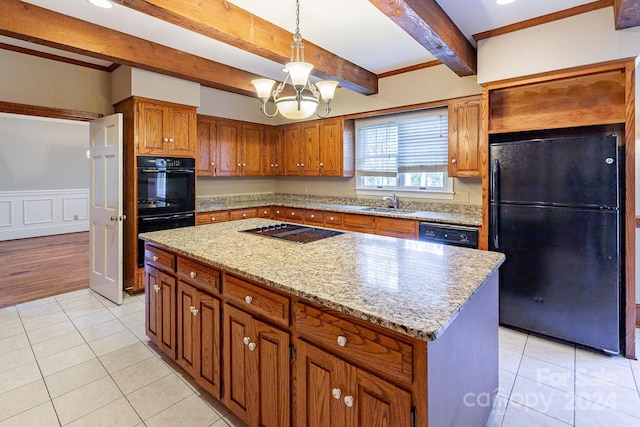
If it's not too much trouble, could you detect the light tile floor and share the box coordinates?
[0,288,639,426]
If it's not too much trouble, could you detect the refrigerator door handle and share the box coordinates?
[491,159,500,249]
[491,159,499,202]
[491,206,499,249]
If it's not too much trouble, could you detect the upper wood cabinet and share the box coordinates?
[281,117,355,177]
[196,115,216,176]
[136,99,197,157]
[198,117,266,177]
[264,127,283,175]
[448,95,482,178]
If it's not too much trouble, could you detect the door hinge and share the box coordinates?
[290,344,296,360]
[411,407,417,427]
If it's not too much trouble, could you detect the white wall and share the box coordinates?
[0,114,90,191]
[0,49,112,116]
[111,66,200,107]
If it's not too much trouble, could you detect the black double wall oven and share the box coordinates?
[137,156,196,267]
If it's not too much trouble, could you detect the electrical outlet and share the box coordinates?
[453,192,469,202]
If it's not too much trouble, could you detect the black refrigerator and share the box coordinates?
[489,135,621,354]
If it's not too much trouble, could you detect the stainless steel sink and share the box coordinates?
[360,207,417,214]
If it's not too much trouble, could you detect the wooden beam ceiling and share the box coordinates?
[110,0,378,96]
[614,0,640,29]
[368,0,476,76]
[0,0,263,97]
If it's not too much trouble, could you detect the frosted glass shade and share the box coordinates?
[315,81,338,101]
[251,78,276,101]
[275,96,319,120]
[284,62,313,88]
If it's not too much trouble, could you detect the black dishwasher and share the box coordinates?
[418,222,479,248]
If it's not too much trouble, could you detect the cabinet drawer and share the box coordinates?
[257,207,272,218]
[272,206,287,221]
[197,211,231,225]
[283,208,304,223]
[323,212,343,227]
[177,257,221,293]
[224,274,290,327]
[144,245,175,272]
[342,213,375,233]
[303,210,324,225]
[375,218,418,239]
[294,302,413,385]
[230,208,258,221]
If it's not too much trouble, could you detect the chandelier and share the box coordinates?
[251,0,338,120]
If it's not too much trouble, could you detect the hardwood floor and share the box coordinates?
[0,232,89,308]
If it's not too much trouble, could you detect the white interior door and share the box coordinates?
[89,113,123,305]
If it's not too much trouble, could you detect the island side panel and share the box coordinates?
[427,271,499,427]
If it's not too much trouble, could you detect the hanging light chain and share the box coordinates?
[290,0,305,62]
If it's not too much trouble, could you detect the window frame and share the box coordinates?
[354,108,453,200]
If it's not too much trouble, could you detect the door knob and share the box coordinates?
[344,396,354,407]
[332,388,342,399]
[248,342,256,351]
[337,336,347,347]
[243,337,251,345]
[244,295,253,304]
[110,216,117,221]
[190,271,197,278]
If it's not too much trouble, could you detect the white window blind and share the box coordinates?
[356,108,448,177]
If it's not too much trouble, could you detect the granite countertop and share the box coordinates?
[197,196,482,227]
[140,218,504,341]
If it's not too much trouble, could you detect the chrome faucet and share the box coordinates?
[382,193,398,209]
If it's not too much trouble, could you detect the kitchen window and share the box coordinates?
[355,108,452,199]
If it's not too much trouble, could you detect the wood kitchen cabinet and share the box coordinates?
[114,96,197,294]
[145,264,176,358]
[223,303,290,427]
[342,213,375,233]
[214,118,264,176]
[196,115,216,176]
[281,118,355,177]
[448,95,482,178]
[264,126,283,175]
[176,281,222,399]
[137,99,197,157]
[374,217,418,239]
[296,341,412,427]
[196,211,231,225]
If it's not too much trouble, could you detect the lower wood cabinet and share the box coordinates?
[296,340,412,427]
[177,281,222,399]
[145,265,176,358]
[223,304,290,427]
[143,237,424,426]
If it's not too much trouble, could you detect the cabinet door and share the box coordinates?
[301,122,320,176]
[170,106,196,157]
[252,319,290,427]
[319,118,342,176]
[196,119,215,176]
[196,292,222,399]
[145,265,176,358]
[216,120,241,176]
[296,341,350,427]
[241,124,263,176]
[282,125,301,175]
[264,127,282,176]
[177,281,197,377]
[138,102,166,154]
[223,304,255,425]
[354,369,412,427]
[448,96,481,178]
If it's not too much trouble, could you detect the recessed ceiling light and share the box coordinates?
[496,0,516,4]
[87,0,114,8]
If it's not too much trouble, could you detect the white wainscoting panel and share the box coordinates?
[0,189,89,241]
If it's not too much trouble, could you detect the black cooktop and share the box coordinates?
[240,223,343,244]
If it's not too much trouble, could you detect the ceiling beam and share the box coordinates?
[369,0,476,76]
[110,0,378,96]
[614,0,640,29]
[0,0,263,97]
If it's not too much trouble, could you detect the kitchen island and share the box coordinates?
[140,219,505,427]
